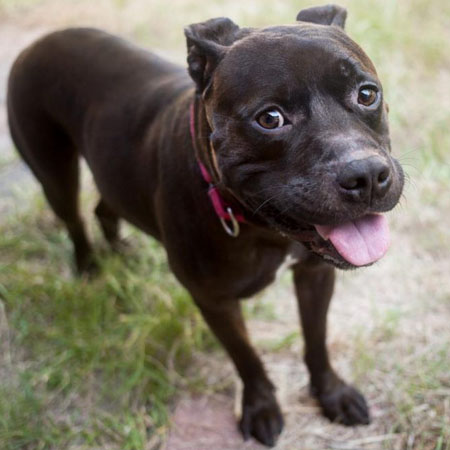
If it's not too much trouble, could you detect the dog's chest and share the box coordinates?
[218,240,303,299]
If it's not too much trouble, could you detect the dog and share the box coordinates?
[7,4,404,446]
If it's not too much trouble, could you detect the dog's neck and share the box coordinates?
[189,100,246,237]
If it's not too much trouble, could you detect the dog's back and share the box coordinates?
[8,28,187,150]
[7,28,193,256]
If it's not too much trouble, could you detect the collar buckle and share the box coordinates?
[220,207,240,237]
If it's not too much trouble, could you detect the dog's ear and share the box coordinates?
[184,17,239,93]
[296,4,347,29]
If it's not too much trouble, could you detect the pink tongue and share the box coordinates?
[314,214,390,266]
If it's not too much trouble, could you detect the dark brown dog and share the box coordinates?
[7,4,404,446]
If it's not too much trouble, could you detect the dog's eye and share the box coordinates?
[358,86,379,107]
[257,110,285,129]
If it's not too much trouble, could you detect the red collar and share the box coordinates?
[189,102,246,237]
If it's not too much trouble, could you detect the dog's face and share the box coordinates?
[185,5,404,269]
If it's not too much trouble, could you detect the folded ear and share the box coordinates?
[184,17,240,93]
[296,4,347,29]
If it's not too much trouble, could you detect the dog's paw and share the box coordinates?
[76,254,100,278]
[317,382,370,426]
[239,383,284,447]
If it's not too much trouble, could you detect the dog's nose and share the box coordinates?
[338,157,392,202]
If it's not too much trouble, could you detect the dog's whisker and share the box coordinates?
[252,192,285,215]
[397,148,418,159]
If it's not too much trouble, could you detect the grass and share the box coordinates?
[0,0,449,448]
[351,314,450,449]
[0,195,215,449]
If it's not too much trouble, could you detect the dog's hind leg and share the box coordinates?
[8,108,95,274]
[292,259,370,425]
[94,198,124,250]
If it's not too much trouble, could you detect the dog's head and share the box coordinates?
[185,4,404,269]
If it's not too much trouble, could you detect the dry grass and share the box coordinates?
[0,0,449,449]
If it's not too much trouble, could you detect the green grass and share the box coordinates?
[389,346,450,449]
[0,196,215,449]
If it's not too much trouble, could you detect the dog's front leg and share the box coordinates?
[292,259,370,425]
[196,299,283,447]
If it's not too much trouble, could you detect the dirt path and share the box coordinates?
[0,22,46,211]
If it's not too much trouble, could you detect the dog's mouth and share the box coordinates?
[287,213,390,269]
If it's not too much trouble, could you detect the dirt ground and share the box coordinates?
[0,23,43,207]
[0,1,449,449]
